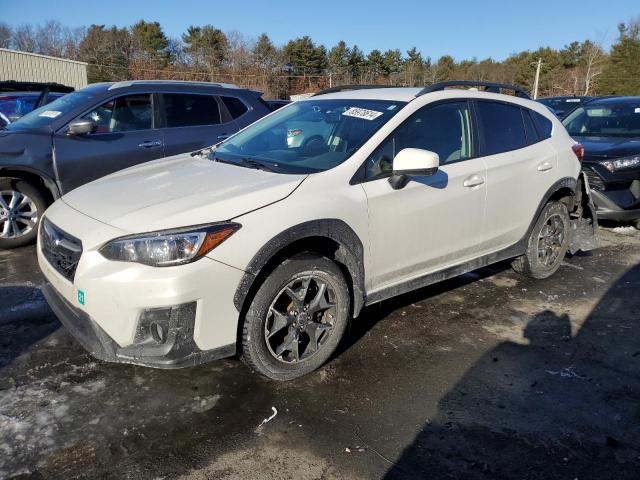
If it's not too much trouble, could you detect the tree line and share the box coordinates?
[0,18,638,98]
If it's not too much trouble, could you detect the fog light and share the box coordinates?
[150,321,167,344]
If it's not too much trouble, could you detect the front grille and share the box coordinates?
[41,218,82,282]
[582,166,605,191]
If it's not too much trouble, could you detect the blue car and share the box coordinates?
[0,81,73,127]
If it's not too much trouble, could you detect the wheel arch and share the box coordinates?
[0,166,60,204]
[233,219,366,322]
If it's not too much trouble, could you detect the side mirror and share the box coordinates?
[67,119,96,136]
[389,148,439,189]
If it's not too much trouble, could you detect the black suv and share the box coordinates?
[0,80,271,248]
[563,96,640,224]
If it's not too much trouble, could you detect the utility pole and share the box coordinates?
[532,58,542,99]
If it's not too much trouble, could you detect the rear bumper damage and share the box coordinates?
[568,171,600,254]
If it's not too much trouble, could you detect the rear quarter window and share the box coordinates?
[221,96,249,119]
[531,110,553,139]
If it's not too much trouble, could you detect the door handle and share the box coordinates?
[537,161,553,172]
[138,140,163,148]
[463,174,485,188]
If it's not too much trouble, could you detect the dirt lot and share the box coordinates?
[1,226,640,479]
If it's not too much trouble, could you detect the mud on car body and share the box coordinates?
[38,81,599,380]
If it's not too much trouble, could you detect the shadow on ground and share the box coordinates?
[384,264,640,479]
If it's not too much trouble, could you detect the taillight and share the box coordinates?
[572,143,584,164]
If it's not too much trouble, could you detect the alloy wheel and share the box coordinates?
[537,214,565,267]
[0,190,39,239]
[264,275,338,364]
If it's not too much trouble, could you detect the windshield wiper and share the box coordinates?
[212,154,279,172]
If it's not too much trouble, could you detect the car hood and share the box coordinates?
[62,153,307,232]
[573,135,640,162]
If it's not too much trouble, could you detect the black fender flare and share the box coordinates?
[233,219,366,317]
[518,176,578,249]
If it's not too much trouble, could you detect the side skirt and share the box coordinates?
[364,240,526,306]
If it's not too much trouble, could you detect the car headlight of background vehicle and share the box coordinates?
[601,155,640,173]
[99,223,241,267]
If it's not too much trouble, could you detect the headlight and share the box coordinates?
[99,223,240,267]
[601,155,640,173]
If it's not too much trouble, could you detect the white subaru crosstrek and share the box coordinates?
[38,81,598,380]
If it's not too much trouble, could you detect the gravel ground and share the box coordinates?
[1,226,639,479]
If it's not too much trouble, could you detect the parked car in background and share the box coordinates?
[0,80,271,248]
[563,96,640,226]
[37,81,598,381]
[538,95,592,119]
[265,99,291,111]
[0,81,73,127]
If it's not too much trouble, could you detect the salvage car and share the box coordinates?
[0,80,271,248]
[563,96,640,225]
[37,81,598,380]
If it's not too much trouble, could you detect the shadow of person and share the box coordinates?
[384,265,640,480]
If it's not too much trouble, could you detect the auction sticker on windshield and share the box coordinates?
[342,107,383,120]
[38,110,62,118]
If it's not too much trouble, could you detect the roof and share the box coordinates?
[585,96,640,105]
[107,80,240,90]
[310,87,423,102]
[308,86,542,106]
[0,48,88,65]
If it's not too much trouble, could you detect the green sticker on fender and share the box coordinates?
[77,289,85,305]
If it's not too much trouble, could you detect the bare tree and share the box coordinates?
[581,40,606,95]
[12,25,37,52]
[0,23,11,49]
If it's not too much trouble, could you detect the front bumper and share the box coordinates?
[583,163,640,221]
[589,190,640,221]
[42,281,236,368]
[37,199,247,368]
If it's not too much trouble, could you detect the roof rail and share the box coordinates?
[417,81,531,99]
[108,80,240,90]
[313,84,395,96]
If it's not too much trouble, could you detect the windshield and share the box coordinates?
[5,91,94,130]
[563,102,640,137]
[213,99,406,174]
[538,97,588,117]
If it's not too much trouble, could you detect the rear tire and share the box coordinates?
[241,254,350,381]
[512,201,570,279]
[0,178,47,249]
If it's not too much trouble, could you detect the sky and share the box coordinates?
[0,0,637,60]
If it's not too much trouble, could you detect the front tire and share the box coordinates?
[0,178,47,249]
[512,201,570,279]
[241,255,350,381]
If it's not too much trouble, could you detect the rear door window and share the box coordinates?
[161,93,221,127]
[221,96,249,119]
[476,101,527,155]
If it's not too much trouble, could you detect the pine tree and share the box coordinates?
[598,22,640,95]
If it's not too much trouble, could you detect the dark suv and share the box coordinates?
[563,96,640,224]
[0,80,271,248]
